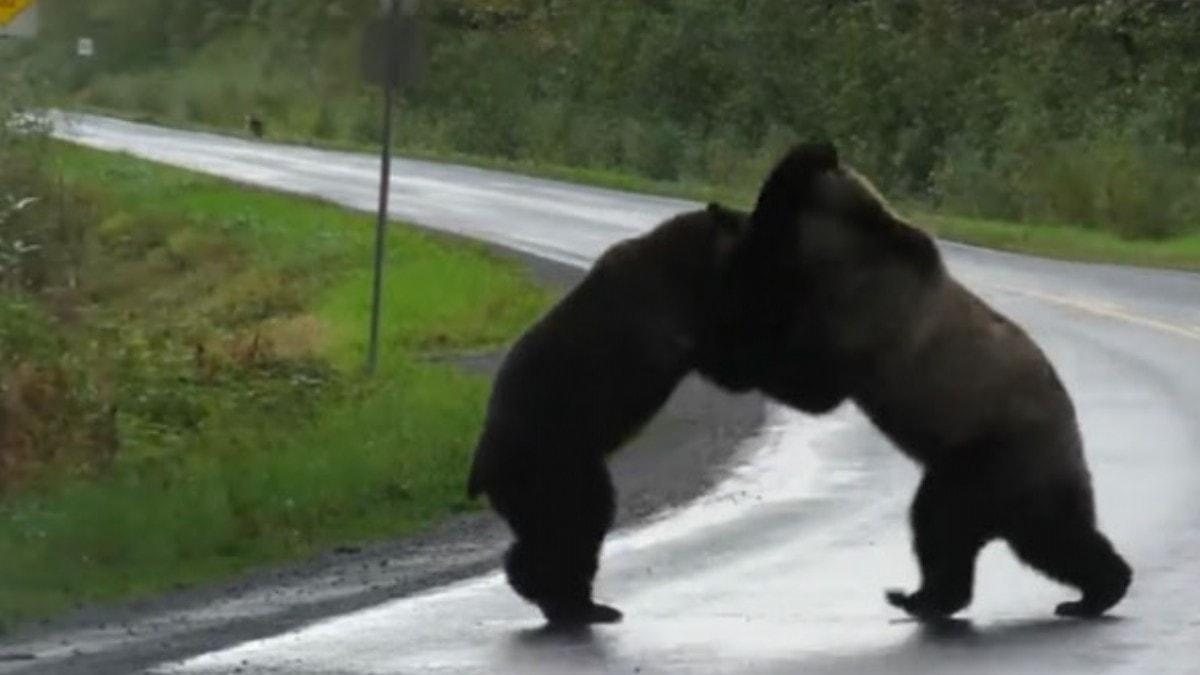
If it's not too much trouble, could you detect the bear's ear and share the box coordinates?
[791,141,839,171]
[774,141,840,181]
[752,140,840,233]
[707,202,745,234]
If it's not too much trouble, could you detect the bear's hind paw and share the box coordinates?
[885,588,964,621]
[541,601,624,627]
[1055,599,1116,619]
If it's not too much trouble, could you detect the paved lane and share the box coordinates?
[41,113,1200,674]
[50,112,691,268]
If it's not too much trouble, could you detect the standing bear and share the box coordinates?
[466,204,844,626]
[729,142,1132,620]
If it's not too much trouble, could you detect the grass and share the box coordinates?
[69,104,1200,275]
[924,213,1200,273]
[0,143,550,626]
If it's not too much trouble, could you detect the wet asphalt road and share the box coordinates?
[34,114,1200,673]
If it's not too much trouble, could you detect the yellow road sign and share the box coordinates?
[0,0,35,26]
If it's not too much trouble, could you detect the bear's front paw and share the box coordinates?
[885,588,963,621]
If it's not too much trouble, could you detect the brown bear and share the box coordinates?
[730,142,1132,620]
[465,204,844,626]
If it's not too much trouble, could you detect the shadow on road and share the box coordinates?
[791,614,1130,674]
[513,623,601,645]
[500,624,614,674]
[496,615,1130,675]
[912,614,1127,647]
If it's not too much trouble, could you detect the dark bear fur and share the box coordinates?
[734,143,1132,620]
[466,204,814,626]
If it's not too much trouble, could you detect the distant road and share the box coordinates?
[24,112,1200,674]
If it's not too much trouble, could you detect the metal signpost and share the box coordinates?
[362,0,424,375]
[0,0,38,38]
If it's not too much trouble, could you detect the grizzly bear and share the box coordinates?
[731,143,1132,620]
[465,204,838,626]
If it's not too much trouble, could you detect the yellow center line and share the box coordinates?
[993,283,1200,344]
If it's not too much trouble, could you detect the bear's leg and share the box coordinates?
[887,472,989,620]
[1005,508,1131,618]
[499,461,622,626]
[504,538,621,625]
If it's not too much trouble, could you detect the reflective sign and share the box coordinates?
[0,0,34,26]
[361,14,425,90]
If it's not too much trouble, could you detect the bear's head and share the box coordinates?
[740,142,941,281]
[705,143,947,391]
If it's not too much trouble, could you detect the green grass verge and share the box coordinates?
[922,213,1200,273]
[0,143,550,625]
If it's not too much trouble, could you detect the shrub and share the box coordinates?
[1019,134,1198,240]
[931,140,1023,221]
[624,118,685,181]
[311,104,338,140]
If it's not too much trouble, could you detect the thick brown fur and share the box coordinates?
[735,143,1132,620]
[466,204,832,626]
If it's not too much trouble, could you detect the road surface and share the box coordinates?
[23,114,1200,673]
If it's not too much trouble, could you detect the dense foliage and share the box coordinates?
[13,0,1200,237]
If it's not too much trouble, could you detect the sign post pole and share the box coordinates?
[362,0,423,375]
[365,0,399,376]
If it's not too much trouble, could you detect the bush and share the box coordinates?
[311,104,338,140]
[931,140,1023,221]
[1020,134,1198,240]
[624,118,686,181]
[29,0,1200,237]
[350,98,383,144]
[933,128,1200,240]
[0,298,61,366]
